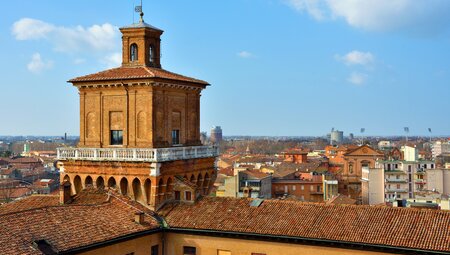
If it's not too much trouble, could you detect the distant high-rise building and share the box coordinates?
[330,130,344,145]
[23,143,30,153]
[432,140,450,159]
[200,132,208,144]
[349,133,354,140]
[210,126,223,143]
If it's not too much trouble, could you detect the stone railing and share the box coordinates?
[57,145,219,162]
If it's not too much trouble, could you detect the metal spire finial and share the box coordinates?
[135,0,144,23]
[140,0,144,22]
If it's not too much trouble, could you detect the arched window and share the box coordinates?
[130,44,138,61]
[120,177,128,195]
[149,45,154,64]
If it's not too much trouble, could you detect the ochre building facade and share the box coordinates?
[58,14,218,210]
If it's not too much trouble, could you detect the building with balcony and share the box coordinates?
[58,13,218,210]
[377,146,435,201]
[432,140,450,159]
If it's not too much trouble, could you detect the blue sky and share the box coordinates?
[1,0,449,137]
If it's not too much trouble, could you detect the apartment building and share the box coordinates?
[378,146,435,201]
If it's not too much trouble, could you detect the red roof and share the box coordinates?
[159,197,450,253]
[0,189,160,254]
[0,195,59,215]
[69,66,209,85]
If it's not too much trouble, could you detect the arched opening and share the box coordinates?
[190,174,196,183]
[63,175,70,183]
[165,177,173,200]
[158,178,164,203]
[96,176,105,189]
[197,173,203,195]
[130,43,138,61]
[183,174,188,181]
[107,177,116,188]
[74,175,82,194]
[203,173,210,195]
[85,176,93,187]
[149,45,154,64]
[120,178,128,195]
[132,178,142,202]
[144,179,151,205]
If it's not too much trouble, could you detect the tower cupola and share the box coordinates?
[119,13,163,68]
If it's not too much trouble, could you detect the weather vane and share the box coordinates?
[135,0,144,22]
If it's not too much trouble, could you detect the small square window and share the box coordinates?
[172,130,180,145]
[175,191,181,201]
[110,130,123,145]
[183,246,196,255]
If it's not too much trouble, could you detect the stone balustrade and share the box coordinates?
[57,145,219,162]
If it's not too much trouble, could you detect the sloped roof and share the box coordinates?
[326,194,357,205]
[0,195,59,215]
[69,66,209,85]
[344,145,384,157]
[120,21,163,31]
[159,196,450,253]
[241,170,270,180]
[0,188,160,254]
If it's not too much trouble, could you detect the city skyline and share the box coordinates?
[1,0,449,136]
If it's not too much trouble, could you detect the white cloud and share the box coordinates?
[284,0,328,20]
[347,72,367,85]
[336,51,374,66]
[102,52,122,68]
[285,0,450,33]
[12,18,119,53]
[237,51,253,58]
[27,53,53,74]
[12,18,55,40]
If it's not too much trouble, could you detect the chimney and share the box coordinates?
[243,186,253,198]
[135,212,145,224]
[60,181,72,204]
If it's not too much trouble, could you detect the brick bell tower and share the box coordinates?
[58,9,218,210]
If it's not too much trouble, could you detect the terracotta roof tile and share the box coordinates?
[0,189,160,254]
[242,170,270,179]
[326,194,357,205]
[159,197,450,253]
[69,66,209,85]
[0,195,59,215]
